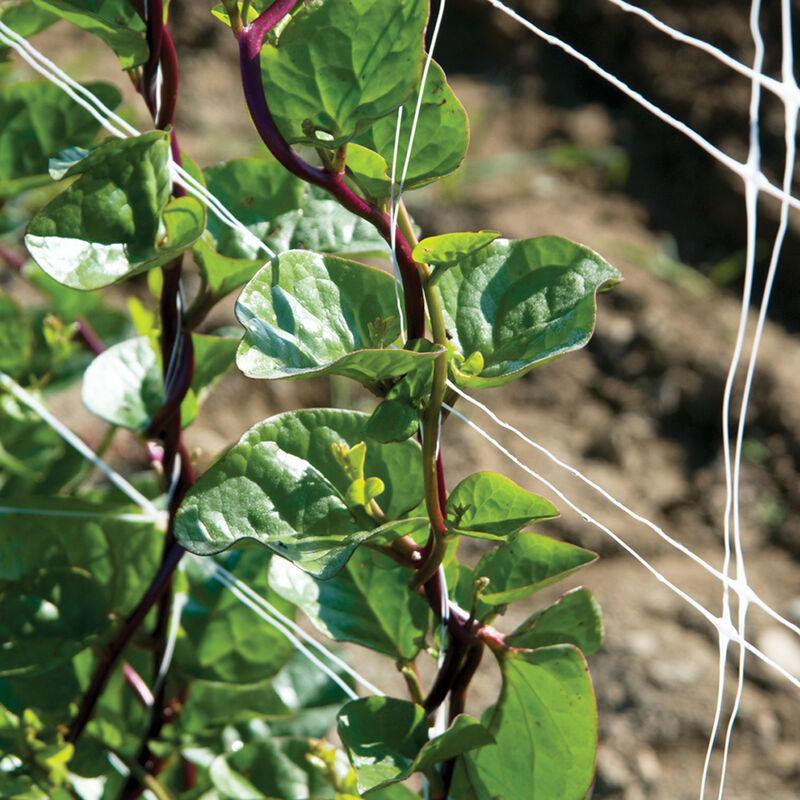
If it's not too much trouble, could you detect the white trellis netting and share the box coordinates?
[1,1,799,797]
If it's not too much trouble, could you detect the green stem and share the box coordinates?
[408,200,450,590]
[397,661,425,706]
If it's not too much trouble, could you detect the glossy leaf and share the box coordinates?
[235,250,443,388]
[437,236,620,387]
[0,294,32,378]
[204,158,388,259]
[260,0,428,148]
[338,697,492,794]
[25,133,205,290]
[32,0,148,69]
[357,59,469,190]
[0,80,121,194]
[475,532,597,606]
[445,472,558,540]
[268,548,429,660]
[508,588,604,656]
[0,501,161,675]
[175,551,295,684]
[412,230,499,267]
[450,646,597,800]
[175,409,423,578]
[81,332,237,431]
[192,237,266,300]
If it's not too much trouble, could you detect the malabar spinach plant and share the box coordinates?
[0,0,619,797]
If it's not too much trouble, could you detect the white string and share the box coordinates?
[0,20,272,259]
[208,559,385,697]
[152,591,187,701]
[446,382,800,642]
[0,370,163,523]
[481,0,800,214]
[209,563,361,701]
[602,0,799,105]
[709,0,765,792]
[388,105,407,336]
[443,401,800,692]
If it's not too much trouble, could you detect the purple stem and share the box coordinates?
[236,3,426,339]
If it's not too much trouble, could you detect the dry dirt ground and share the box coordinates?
[16,2,800,798]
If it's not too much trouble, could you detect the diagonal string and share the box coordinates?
[0,370,163,523]
[482,0,800,213]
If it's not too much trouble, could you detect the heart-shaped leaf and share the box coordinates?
[356,59,469,191]
[446,472,558,540]
[437,236,620,387]
[25,133,205,290]
[81,332,238,431]
[260,0,428,148]
[174,408,423,578]
[268,549,429,660]
[475,532,597,606]
[235,250,443,388]
[508,587,604,656]
[450,646,597,800]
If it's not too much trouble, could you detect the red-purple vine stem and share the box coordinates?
[66,10,194,797]
[230,8,508,792]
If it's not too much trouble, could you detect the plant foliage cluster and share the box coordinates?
[0,0,619,797]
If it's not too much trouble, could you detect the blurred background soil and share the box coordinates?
[17,1,800,797]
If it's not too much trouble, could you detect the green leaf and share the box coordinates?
[0,501,161,675]
[437,236,620,387]
[507,588,604,656]
[0,81,121,194]
[81,332,237,431]
[474,532,597,606]
[337,697,492,794]
[213,738,343,800]
[364,398,419,443]
[174,408,423,578]
[0,293,33,378]
[344,144,392,203]
[177,679,291,736]
[175,551,295,683]
[260,0,428,148]
[192,237,266,300]
[235,250,443,388]
[0,392,64,496]
[32,0,148,69]
[205,158,389,260]
[268,548,429,660]
[356,59,469,191]
[412,230,499,267]
[269,650,357,739]
[0,1,59,40]
[81,336,161,431]
[446,472,558,540]
[25,133,205,290]
[450,646,597,800]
